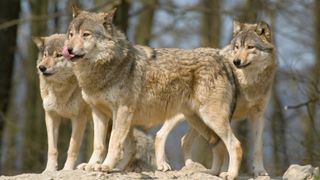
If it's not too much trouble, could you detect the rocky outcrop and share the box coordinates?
[283,164,319,180]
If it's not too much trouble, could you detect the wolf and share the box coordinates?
[33,34,136,172]
[156,20,276,177]
[63,7,242,179]
[33,34,90,171]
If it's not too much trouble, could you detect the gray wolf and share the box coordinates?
[63,7,242,179]
[33,34,90,171]
[33,34,135,172]
[157,20,276,177]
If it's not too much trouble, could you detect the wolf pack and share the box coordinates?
[32,5,276,180]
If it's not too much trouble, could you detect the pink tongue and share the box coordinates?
[62,47,75,59]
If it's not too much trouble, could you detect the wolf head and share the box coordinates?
[230,21,275,69]
[63,6,129,64]
[33,34,74,80]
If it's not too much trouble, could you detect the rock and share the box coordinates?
[283,164,320,180]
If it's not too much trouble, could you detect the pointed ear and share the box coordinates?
[72,4,82,18]
[32,36,45,49]
[232,19,242,37]
[103,8,117,24]
[256,21,272,42]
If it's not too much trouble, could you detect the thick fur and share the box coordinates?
[158,21,276,177]
[64,8,242,179]
[227,21,276,177]
[33,34,90,171]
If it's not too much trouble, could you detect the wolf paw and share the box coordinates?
[219,172,236,180]
[100,164,111,172]
[185,159,196,166]
[77,163,96,171]
[77,163,87,170]
[157,161,171,172]
[62,164,74,171]
[254,168,269,177]
[43,165,58,173]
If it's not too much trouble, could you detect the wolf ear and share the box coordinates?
[233,19,243,37]
[256,21,272,42]
[72,5,82,18]
[103,8,117,24]
[32,36,45,49]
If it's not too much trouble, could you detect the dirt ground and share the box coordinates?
[0,162,282,180]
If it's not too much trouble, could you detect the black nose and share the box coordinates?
[39,65,47,72]
[233,59,241,66]
[67,48,73,54]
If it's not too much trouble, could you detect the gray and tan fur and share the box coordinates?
[227,20,276,176]
[63,7,242,179]
[160,20,276,177]
[33,34,90,171]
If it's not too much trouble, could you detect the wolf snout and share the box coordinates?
[233,59,241,67]
[67,48,73,54]
[63,46,75,59]
[39,65,47,72]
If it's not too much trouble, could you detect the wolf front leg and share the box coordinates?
[249,112,269,177]
[63,114,88,170]
[98,105,133,172]
[43,111,61,172]
[77,107,110,171]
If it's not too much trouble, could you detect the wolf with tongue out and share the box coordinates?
[64,6,242,180]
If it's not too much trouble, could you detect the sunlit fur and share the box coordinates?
[176,21,276,177]
[33,34,90,171]
[65,7,242,180]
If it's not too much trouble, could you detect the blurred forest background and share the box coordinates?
[0,0,319,176]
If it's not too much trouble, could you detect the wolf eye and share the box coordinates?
[43,52,47,57]
[56,53,63,58]
[247,45,255,49]
[235,45,239,50]
[83,32,91,37]
[69,32,73,38]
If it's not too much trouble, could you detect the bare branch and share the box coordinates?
[284,97,319,110]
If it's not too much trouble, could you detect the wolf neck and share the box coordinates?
[40,75,79,103]
[235,57,276,101]
[73,38,140,97]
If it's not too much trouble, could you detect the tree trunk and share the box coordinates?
[303,0,320,165]
[200,0,220,48]
[0,0,20,173]
[235,0,262,173]
[21,0,48,172]
[134,0,156,45]
[113,0,131,36]
[191,0,221,168]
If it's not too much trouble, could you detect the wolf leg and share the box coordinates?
[249,113,268,177]
[63,115,87,170]
[43,112,61,172]
[210,140,226,175]
[77,107,109,171]
[155,115,182,171]
[115,128,136,171]
[98,105,133,172]
[181,127,197,166]
[198,106,242,180]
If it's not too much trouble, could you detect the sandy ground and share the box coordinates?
[0,162,282,180]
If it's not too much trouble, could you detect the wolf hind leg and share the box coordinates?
[181,127,198,166]
[155,115,183,171]
[198,104,242,180]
